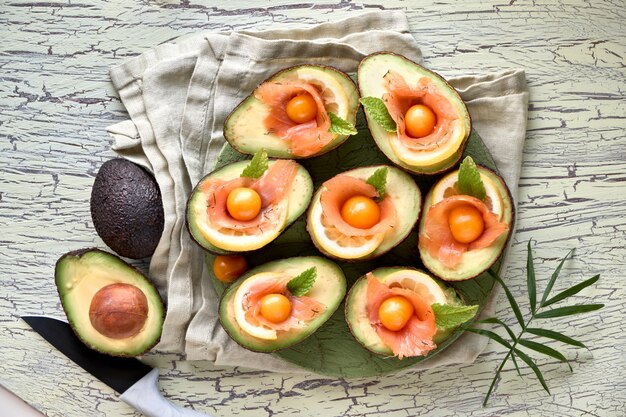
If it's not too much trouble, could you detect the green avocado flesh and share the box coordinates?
[306,165,421,261]
[223,65,360,159]
[418,166,514,281]
[345,267,460,357]
[55,249,165,357]
[358,53,471,174]
[219,256,346,352]
[186,160,313,254]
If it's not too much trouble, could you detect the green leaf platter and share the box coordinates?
[206,108,505,378]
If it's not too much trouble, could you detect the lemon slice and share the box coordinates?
[430,170,504,220]
[294,67,350,119]
[308,198,385,260]
[388,118,467,167]
[383,269,448,305]
[192,199,289,252]
[233,272,290,340]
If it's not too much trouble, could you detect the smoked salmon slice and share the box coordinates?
[383,70,458,151]
[319,174,396,237]
[253,159,299,205]
[255,81,334,157]
[242,274,326,332]
[202,160,298,235]
[420,195,508,268]
[366,274,437,359]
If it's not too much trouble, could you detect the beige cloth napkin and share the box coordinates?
[107,10,528,374]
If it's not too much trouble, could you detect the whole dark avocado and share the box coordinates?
[91,159,164,259]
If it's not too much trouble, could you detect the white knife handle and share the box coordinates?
[119,369,212,417]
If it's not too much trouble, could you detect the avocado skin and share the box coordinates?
[90,159,164,259]
[55,248,165,357]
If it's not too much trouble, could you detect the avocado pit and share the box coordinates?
[89,283,148,339]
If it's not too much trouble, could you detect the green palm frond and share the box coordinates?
[469,240,602,406]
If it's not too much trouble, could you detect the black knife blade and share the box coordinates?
[22,316,152,394]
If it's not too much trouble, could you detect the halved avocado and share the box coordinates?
[186,159,313,254]
[358,52,471,174]
[306,165,421,261]
[345,267,460,357]
[418,165,514,281]
[224,65,360,159]
[55,249,165,357]
[219,256,346,352]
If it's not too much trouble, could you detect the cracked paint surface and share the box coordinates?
[1,0,625,416]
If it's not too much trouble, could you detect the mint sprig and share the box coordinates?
[366,167,388,200]
[457,156,486,200]
[360,97,396,132]
[462,240,603,406]
[328,112,357,136]
[287,267,317,297]
[240,149,269,179]
[432,304,478,329]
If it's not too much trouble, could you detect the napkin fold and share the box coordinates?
[107,10,528,374]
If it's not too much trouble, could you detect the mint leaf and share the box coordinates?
[328,112,357,135]
[432,303,478,329]
[366,167,388,200]
[287,267,317,297]
[457,156,486,200]
[240,149,268,179]
[360,97,396,132]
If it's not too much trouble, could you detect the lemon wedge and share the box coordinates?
[308,198,385,260]
[294,66,350,118]
[191,199,289,252]
[430,170,504,220]
[383,269,448,305]
[232,272,292,341]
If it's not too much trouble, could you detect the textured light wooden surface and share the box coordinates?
[1,1,624,416]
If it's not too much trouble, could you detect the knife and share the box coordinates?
[22,316,211,417]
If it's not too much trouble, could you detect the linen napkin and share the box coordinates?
[107,10,528,374]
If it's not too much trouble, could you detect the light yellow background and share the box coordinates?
[1,1,624,416]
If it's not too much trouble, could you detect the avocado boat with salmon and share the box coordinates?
[187,150,313,254]
[306,165,421,261]
[219,256,346,352]
[358,52,471,175]
[345,267,477,358]
[224,65,360,159]
[418,156,514,281]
